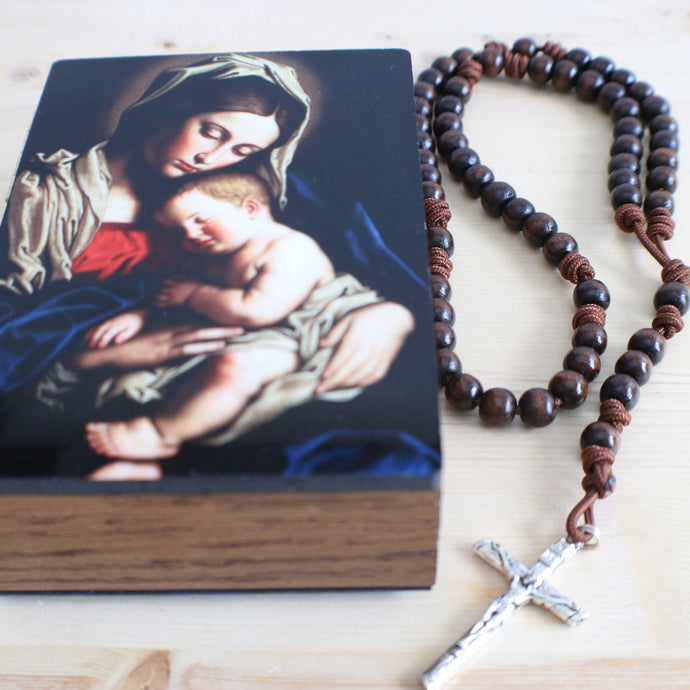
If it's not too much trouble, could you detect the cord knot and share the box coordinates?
[661,259,690,286]
[424,198,452,228]
[614,204,646,234]
[652,304,684,339]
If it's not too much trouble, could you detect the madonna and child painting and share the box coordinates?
[0,50,441,489]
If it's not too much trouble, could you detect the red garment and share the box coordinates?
[71,222,184,280]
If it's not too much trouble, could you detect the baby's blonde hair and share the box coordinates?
[171,172,272,209]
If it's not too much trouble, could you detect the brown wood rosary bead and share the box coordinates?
[512,37,538,57]
[438,130,469,158]
[572,322,607,354]
[598,81,626,113]
[615,350,653,385]
[438,348,462,385]
[641,95,671,122]
[502,197,536,232]
[434,322,456,350]
[518,388,558,428]
[574,279,611,309]
[527,54,553,84]
[430,273,452,300]
[462,164,495,197]
[433,111,463,136]
[654,281,689,314]
[580,421,621,453]
[650,114,678,134]
[548,370,588,409]
[427,226,454,255]
[646,166,677,193]
[608,168,640,192]
[644,190,674,215]
[542,232,578,266]
[590,56,616,77]
[420,163,442,184]
[432,298,455,326]
[479,388,518,427]
[611,96,642,122]
[627,80,654,102]
[611,183,642,209]
[563,346,601,382]
[600,373,640,410]
[576,69,605,102]
[551,59,578,92]
[522,212,558,248]
[432,56,458,77]
[628,328,666,363]
[647,147,678,170]
[422,181,445,200]
[650,129,679,151]
[611,134,643,158]
[447,147,480,179]
[481,181,517,217]
[445,373,483,411]
[443,75,472,102]
[614,116,644,137]
[609,152,641,174]
[419,148,438,167]
[564,47,590,69]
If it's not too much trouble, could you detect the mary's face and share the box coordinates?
[143,110,281,177]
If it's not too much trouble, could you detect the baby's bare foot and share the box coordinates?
[85,417,180,459]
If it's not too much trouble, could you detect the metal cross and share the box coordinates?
[421,535,587,690]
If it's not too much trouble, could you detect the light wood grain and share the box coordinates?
[1,0,690,687]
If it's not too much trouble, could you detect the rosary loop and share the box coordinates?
[415,37,689,543]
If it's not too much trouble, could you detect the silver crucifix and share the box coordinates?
[421,534,587,690]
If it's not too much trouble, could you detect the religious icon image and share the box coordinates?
[0,50,442,491]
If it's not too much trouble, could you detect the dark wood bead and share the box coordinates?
[608,168,640,192]
[522,212,558,248]
[543,232,578,266]
[451,47,474,64]
[654,282,689,315]
[527,54,554,84]
[445,372,482,411]
[608,152,640,174]
[650,130,679,151]
[434,322,456,350]
[611,96,641,121]
[438,348,461,385]
[572,323,607,354]
[432,56,458,77]
[643,190,674,215]
[415,97,432,118]
[518,388,558,428]
[611,183,642,209]
[443,76,472,102]
[418,131,435,152]
[479,388,517,427]
[627,81,654,102]
[614,116,644,138]
[552,59,578,92]
[580,422,621,452]
[433,112,463,137]
[650,114,678,134]
[548,370,588,409]
[427,226,454,256]
[628,328,666,364]
[565,47,590,70]
[576,70,605,101]
[610,134,642,158]
[600,373,640,410]
[647,148,678,170]
[438,130,469,158]
[503,197,536,232]
[432,298,455,325]
[474,48,504,77]
[420,163,442,184]
[589,56,615,77]
[563,346,601,382]
[641,95,670,121]
[419,149,438,167]
[610,68,636,87]
[416,114,430,133]
[597,81,626,113]
[615,350,653,385]
[418,67,444,88]
[414,81,436,102]
[435,95,465,117]
[448,147,480,179]
[430,273,452,300]
[646,166,678,193]
[574,279,611,309]
[422,181,445,200]
[462,164,495,198]
[481,181,517,217]
[513,37,538,57]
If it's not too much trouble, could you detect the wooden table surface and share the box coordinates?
[1,1,689,688]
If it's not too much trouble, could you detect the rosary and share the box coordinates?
[416,38,688,688]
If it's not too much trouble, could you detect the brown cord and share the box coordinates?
[615,203,670,266]
[541,41,567,62]
[572,304,606,329]
[566,490,598,543]
[646,207,675,242]
[424,198,452,228]
[456,59,483,87]
[598,399,632,432]
[661,258,690,286]
[429,247,453,279]
[653,304,684,338]
[503,51,529,79]
[558,251,595,283]
[581,445,616,474]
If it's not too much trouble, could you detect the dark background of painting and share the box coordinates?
[1,49,441,484]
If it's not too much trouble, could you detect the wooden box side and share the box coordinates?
[0,488,439,591]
